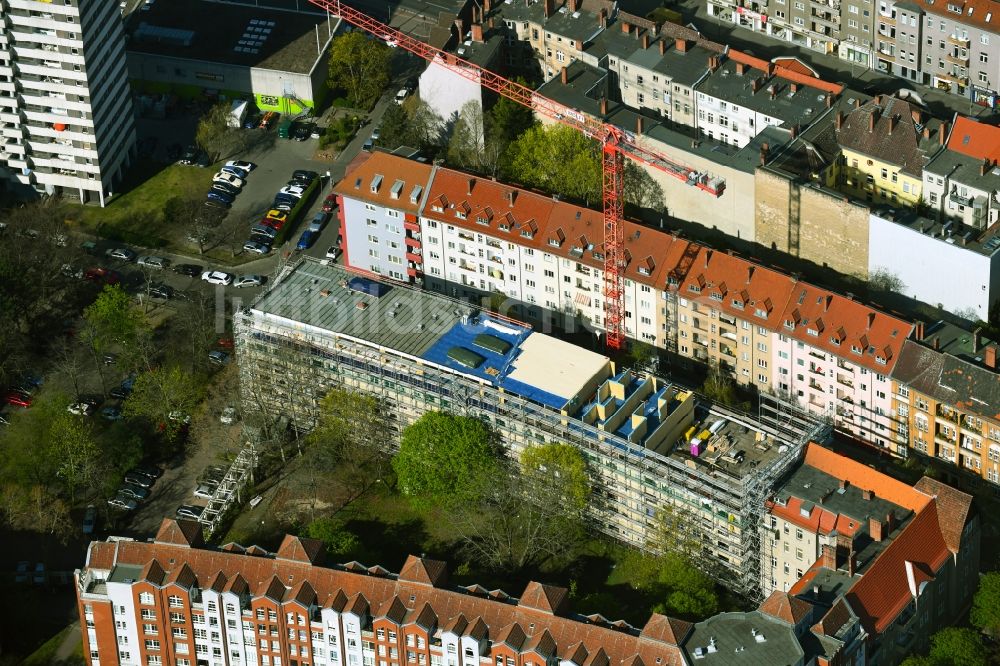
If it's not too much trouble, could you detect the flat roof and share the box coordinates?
[870,205,1000,257]
[681,611,805,664]
[126,0,335,74]
[250,259,610,410]
[675,409,786,479]
[107,564,144,584]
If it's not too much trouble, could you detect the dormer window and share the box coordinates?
[807,328,819,337]
[830,336,841,346]
[431,205,444,213]
[851,344,863,354]
[548,238,561,247]
[476,215,489,225]
[731,299,744,309]
[521,230,533,238]
[638,266,651,276]
[711,292,723,301]
[499,223,510,231]
[876,356,887,365]
[456,211,467,220]
[784,320,794,330]
[689,284,701,293]
[754,307,767,318]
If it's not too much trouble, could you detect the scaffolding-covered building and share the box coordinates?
[234,258,828,600]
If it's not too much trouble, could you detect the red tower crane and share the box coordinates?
[310,0,726,349]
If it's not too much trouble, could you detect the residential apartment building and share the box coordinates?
[923,114,1000,228]
[694,51,843,148]
[778,448,979,666]
[889,321,1000,486]
[0,0,136,205]
[236,258,825,598]
[705,0,863,56]
[334,152,916,454]
[77,522,696,666]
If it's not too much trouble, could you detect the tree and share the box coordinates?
[654,553,719,619]
[520,443,590,513]
[124,365,205,443]
[0,483,73,543]
[868,267,905,294]
[84,283,146,353]
[393,412,502,507]
[627,340,659,372]
[195,102,250,162]
[447,101,504,176]
[304,517,361,559]
[50,411,103,501]
[701,361,736,406]
[378,99,443,152]
[488,93,536,146]
[971,571,1000,637]
[651,503,703,561]
[623,162,666,211]
[503,125,602,204]
[327,32,392,109]
[925,627,988,666]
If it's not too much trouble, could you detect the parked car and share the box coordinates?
[5,391,32,408]
[124,472,153,488]
[362,137,374,152]
[225,160,256,172]
[179,145,199,165]
[308,211,330,231]
[296,229,318,251]
[15,561,29,583]
[264,209,287,223]
[271,200,295,212]
[208,350,230,365]
[243,240,271,255]
[148,283,174,300]
[233,274,265,288]
[83,267,121,285]
[110,374,136,400]
[322,193,338,212]
[119,483,149,501]
[250,224,278,240]
[201,270,233,286]
[207,190,235,206]
[176,505,205,520]
[211,181,240,196]
[212,172,244,189]
[67,401,96,416]
[292,169,318,184]
[395,88,410,104]
[174,263,202,277]
[133,464,162,479]
[325,246,342,260]
[108,495,138,511]
[279,184,305,198]
[137,255,169,270]
[220,406,237,425]
[101,405,123,421]
[32,562,45,585]
[81,505,97,534]
[193,482,218,499]
[220,164,249,179]
[371,127,381,141]
[105,247,136,262]
[293,124,312,141]
[261,217,285,231]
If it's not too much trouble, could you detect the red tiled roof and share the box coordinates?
[759,590,814,625]
[767,495,851,536]
[813,597,854,638]
[639,614,690,646]
[845,503,950,634]
[154,518,203,547]
[333,152,432,215]
[277,535,324,564]
[803,445,930,513]
[913,478,974,554]
[85,537,687,666]
[911,0,1000,35]
[946,116,1000,160]
[399,555,448,586]
[728,50,843,95]
[520,581,569,615]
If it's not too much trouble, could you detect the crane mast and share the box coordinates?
[311,0,725,349]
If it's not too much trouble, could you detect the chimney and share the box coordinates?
[484,0,491,12]
[915,321,925,340]
[633,25,641,40]
[981,159,991,177]
[621,20,631,33]
[560,66,568,84]
[507,189,516,207]
[642,32,650,49]
[886,510,896,535]
[659,39,666,55]
[454,17,465,38]
[973,326,982,352]
[568,0,578,10]
[820,543,837,569]
[862,488,874,500]
[839,479,849,490]
[790,124,799,139]
[985,346,997,369]
[600,96,608,115]
[848,550,858,576]
[940,121,949,145]
[867,311,876,329]
[875,94,883,105]
[636,116,644,133]
[467,177,475,195]
[869,515,885,542]
[825,92,833,108]
[543,0,553,17]
[923,125,931,139]
[759,142,770,166]
[708,55,719,71]
[736,61,748,75]
[676,38,689,52]
[889,114,898,134]
[868,111,876,133]
[575,38,583,50]
[471,22,484,42]
[854,97,861,108]
[911,109,922,124]
[599,8,607,27]
[835,111,844,130]
[751,78,762,93]
[933,336,941,351]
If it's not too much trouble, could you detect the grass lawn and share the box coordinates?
[21,623,83,666]
[64,160,215,249]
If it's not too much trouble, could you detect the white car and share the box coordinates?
[225,160,256,172]
[67,402,95,416]
[201,270,233,286]
[233,274,264,288]
[106,247,136,262]
[243,240,271,255]
[395,88,410,104]
[278,185,305,198]
[193,482,218,499]
[108,495,138,510]
[176,505,204,520]
[325,246,341,260]
[137,255,169,269]
[213,172,244,189]
[220,406,237,425]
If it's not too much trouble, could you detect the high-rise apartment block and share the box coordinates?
[0,0,136,205]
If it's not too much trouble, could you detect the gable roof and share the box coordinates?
[520,581,569,615]
[639,614,691,645]
[891,340,1000,420]
[910,0,1000,34]
[277,535,324,565]
[399,555,448,587]
[837,96,934,176]
[759,590,814,625]
[946,115,1000,161]
[154,518,203,547]
[332,151,433,215]
[812,597,855,638]
[913,477,974,554]
[377,595,409,624]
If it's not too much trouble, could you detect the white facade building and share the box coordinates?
[0,0,136,205]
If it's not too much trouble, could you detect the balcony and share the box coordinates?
[809,363,825,375]
[719,313,736,326]
[945,52,970,66]
[457,260,477,272]
[810,11,838,27]
[692,334,709,347]
[404,236,421,250]
[719,344,735,358]
[720,328,737,341]
[406,266,422,278]
[405,251,422,264]
[403,219,420,232]
[947,34,970,46]
[948,190,975,207]
[937,71,969,85]
[575,264,592,276]
[936,406,959,423]
[809,379,824,392]
[836,374,854,388]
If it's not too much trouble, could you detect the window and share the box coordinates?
[168,596,183,608]
[139,592,154,605]
[145,640,161,651]
[981,52,989,62]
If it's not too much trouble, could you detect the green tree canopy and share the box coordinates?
[617,550,719,621]
[503,125,602,204]
[926,627,988,666]
[488,93,536,145]
[970,571,1000,637]
[83,283,146,354]
[520,443,590,513]
[327,33,392,109]
[304,518,361,559]
[124,365,205,443]
[393,412,502,507]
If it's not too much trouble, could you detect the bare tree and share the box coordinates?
[868,267,906,294]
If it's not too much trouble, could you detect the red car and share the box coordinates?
[261,217,285,231]
[217,337,235,350]
[322,193,337,213]
[84,267,121,285]
[5,391,32,408]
